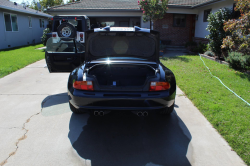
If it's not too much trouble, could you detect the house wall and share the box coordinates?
[90,17,141,27]
[194,0,235,38]
[0,9,49,50]
[154,13,195,46]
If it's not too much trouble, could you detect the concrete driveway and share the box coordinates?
[0,60,246,166]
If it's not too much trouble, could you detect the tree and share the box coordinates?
[39,0,64,8]
[21,1,30,7]
[138,0,169,29]
[30,0,64,10]
[222,0,250,55]
[206,8,232,56]
[67,0,80,3]
[30,0,38,10]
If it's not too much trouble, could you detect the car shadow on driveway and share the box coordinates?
[41,93,70,116]
[68,111,192,166]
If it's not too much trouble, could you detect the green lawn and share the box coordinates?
[0,44,45,78]
[161,55,250,165]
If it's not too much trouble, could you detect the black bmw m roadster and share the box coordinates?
[45,27,176,116]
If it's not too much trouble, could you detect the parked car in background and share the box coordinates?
[46,15,90,44]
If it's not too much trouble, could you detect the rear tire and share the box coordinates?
[45,54,55,73]
[158,103,174,115]
[69,102,83,114]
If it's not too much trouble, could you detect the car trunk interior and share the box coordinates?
[88,64,155,87]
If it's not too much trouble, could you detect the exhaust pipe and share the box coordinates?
[143,111,148,116]
[94,111,99,116]
[137,112,143,116]
[94,110,109,116]
[99,111,104,116]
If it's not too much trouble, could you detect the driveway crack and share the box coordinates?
[0,112,40,166]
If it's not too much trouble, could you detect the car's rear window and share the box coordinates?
[89,33,155,57]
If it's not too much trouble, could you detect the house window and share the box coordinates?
[28,16,32,28]
[40,19,44,28]
[232,3,241,19]
[203,9,212,22]
[4,13,18,31]
[173,14,186,27]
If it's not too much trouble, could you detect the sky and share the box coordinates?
[10,0,68,5]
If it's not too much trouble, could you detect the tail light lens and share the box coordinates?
[149,82,170,91]
[52,32,57,37]
[79,33,84,41]
[73,81,94,91]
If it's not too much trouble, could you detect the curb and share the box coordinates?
[201,54,229,65]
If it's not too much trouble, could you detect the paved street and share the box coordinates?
[0,60,246,166]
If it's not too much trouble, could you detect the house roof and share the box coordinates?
[0,0,52,17]
[47,0,220,11]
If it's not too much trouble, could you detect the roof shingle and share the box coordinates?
[48,0,216,10]
[0,0,52,17]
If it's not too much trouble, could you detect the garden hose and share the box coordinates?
[199,53,250,106]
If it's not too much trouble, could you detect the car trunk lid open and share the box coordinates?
[85,27,160,62]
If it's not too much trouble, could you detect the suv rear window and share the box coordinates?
[53,19,83,31]
[46,38,85,53]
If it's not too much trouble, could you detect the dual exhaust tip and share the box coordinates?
[137,111,148,116]
[94,111,105,116]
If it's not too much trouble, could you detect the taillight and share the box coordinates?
[80,33,84,41]
[149,82,170,91]
[73,81,94,91]
[52,32,57,37]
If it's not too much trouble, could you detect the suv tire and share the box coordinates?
[45,53,55,73]
[57,23,76,38]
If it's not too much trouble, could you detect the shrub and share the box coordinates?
[226,52,250,70]
[206,8,232,56]
[41,28,51,46]
[204,50,215,57]
[222,0,250,55]
[192,42,208,53]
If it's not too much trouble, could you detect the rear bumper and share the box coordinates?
[68,89,175,111]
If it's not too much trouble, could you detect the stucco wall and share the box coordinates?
[0,9,49,50]
[194,0,235,38]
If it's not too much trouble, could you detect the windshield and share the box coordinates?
[46,37,85,53]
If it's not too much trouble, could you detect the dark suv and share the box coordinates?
[48,15,90,44]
